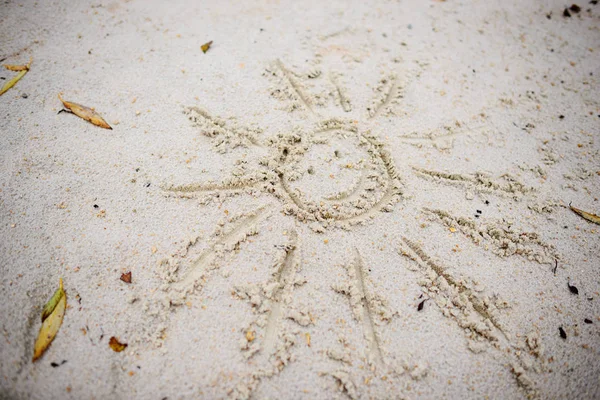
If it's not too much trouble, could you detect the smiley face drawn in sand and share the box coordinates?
[154,55,559,398]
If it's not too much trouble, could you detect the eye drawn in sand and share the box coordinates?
[150,54,558,399]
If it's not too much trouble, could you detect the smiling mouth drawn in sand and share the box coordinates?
[151,56,559,399]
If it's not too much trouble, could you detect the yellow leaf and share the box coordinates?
[201,40,213,54]
[570,204,600,225]
[109,336,128,352]
[0,59,32,96]
[33,278,66,362]
[58,94,112,129]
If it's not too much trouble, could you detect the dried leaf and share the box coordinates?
[58,94,112,129]
[4,58,32,71]
[120,271,132,284]
[109,336,128,352]
[417,299,426,311]
[33,278,66,362]
[0,59,32,96]
[201,40,213,53]
[570,204,600,225]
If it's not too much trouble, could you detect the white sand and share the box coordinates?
[1,0,599,398]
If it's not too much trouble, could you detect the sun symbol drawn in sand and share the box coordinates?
[154,53,558,399]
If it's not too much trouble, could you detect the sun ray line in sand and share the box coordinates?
[397,122,487,150]
[274,59,318,117]
[399,237,546,398]
[413,166,533,198]
[138,207,274,350]
[230,231,313,399]
[423,208,558,265]
[234,229,307,361]
[262,230,300,357]
[351,249,384,366]
[367,74,399,120]
[162,179,260,195]
[333,249,395,369]
[162,206,271,302]
[329,71,352,112]
[184,106,264,151]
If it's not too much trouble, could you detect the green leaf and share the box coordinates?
[41,279,64,322]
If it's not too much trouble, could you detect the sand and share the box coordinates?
[1,0,599,399]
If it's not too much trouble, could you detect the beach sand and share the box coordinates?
[1,0,599,398]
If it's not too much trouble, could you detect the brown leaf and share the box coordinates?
[58,94,112,129]
[201,40,213,54]
[570,204,600,225]
[109,336,127,352]
[120,271,132,284]
[33,278,66,362]
[4,60,31,71]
